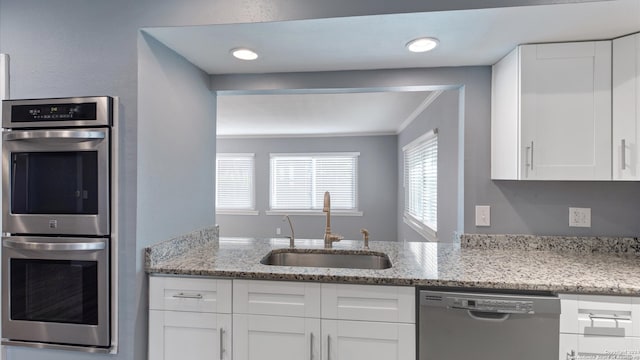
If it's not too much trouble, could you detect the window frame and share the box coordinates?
[215,153,258,215]
[267,152,362,216]
[402,129,438,241]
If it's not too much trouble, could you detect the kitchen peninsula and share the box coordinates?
[146,226,640,294]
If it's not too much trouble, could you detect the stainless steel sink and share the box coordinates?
[260,249,392,269]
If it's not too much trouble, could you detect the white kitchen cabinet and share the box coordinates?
[233,314,320,360]
[559,294,640,359]
[322,320,415,360]
[232,280,415,360]
[613,32,640,180]
[149,310,232,360]
[148,276,233,360]
[492,41,612,180]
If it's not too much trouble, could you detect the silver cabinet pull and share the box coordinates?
[525,141,534,172]
[530,141,534,170]
[172,293,203,299]
[622,139,627,170]
[219,328,225,360]
[588,313,632,321]
[309,332,314,360]
[327,335,331,360]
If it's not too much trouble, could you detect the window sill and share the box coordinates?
[265,210,363,217]
[216,210,259,216]
[403,215,437,241]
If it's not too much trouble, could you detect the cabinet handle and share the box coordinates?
[327,335,331,360]
[172,292,203,299]
[309,332,314,360]
[622,139,627,170]
[588,313,632,321]
[566,350,576,360]
[219,328,225,360]
[525,141,534,171]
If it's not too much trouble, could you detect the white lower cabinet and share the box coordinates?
[559,294,640,359]
[149,277,416,360]
[233,314,320,360]
[322,320,415,360]
[149,310,232,360]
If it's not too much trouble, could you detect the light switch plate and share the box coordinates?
[475,205,491,227]
[569,207,591,227]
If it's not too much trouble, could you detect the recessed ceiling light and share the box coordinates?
[406,37,439,53]
[231,48,258,61]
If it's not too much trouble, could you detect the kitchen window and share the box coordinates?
[268,152,360,215]
[215,153,257,215]
[403,129,438,240]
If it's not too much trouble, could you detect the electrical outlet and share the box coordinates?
[475,205,491,227]
[569,207,591,227]
[276,227,281,235]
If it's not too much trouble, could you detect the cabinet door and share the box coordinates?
[233,314,321,360]
[322,320,415,360]
[149,310,231,360]
[613,33,640,180]
[520,41,612,180]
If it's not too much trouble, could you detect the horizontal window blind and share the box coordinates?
[403,130,438,235]
[216,153,255,210]
[271,153,359,211]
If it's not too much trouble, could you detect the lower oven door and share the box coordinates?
[1,236,110,347]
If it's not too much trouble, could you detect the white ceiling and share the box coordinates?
[216,91,435,137]
[146,0,640,136]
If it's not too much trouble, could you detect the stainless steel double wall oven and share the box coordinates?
[1,97,115,351]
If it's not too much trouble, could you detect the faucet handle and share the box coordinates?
[360,228,369,249]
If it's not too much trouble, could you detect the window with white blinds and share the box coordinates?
[215,153,256,214]
[270,153,359,212]
[403,129,438,240]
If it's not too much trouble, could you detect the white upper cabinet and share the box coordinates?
[492,41,612,180]
[613,32,640,180]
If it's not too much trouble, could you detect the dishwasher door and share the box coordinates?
[419,290,561,360]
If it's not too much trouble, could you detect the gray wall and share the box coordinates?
[0,1,637,359]
[216,135,398,241]
[398,90,461,243]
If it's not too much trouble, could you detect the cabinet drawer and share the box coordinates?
[149,276,232,313]
[560,294,640,337]
[233,280,321,317]
[321,284,415,323]
[560,333,640,359]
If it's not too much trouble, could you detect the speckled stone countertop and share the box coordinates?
[145,228,640,295]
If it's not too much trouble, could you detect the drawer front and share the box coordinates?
[321,284,415,323]
[560,294,640,337]
[560,333,640,359]
[233,280,321,317]
[149,276,232,313]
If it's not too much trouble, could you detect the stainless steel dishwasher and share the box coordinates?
[419,289,561,360]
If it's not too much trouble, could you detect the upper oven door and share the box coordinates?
[2,128,110,235]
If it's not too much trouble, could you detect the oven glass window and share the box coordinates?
[11,151,98,214]
[10,259,98,325]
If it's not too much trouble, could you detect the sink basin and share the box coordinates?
[260,249,392,270]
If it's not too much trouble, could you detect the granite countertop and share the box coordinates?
[145,228,640,295]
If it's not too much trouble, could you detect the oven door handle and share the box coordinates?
[3,239,106,251]
[4,130,106,143]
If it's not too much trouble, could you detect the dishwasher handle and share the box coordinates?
[466,310,511,322]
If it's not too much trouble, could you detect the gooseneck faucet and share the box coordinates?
[283,215,295,248]
[323,191,343,248]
